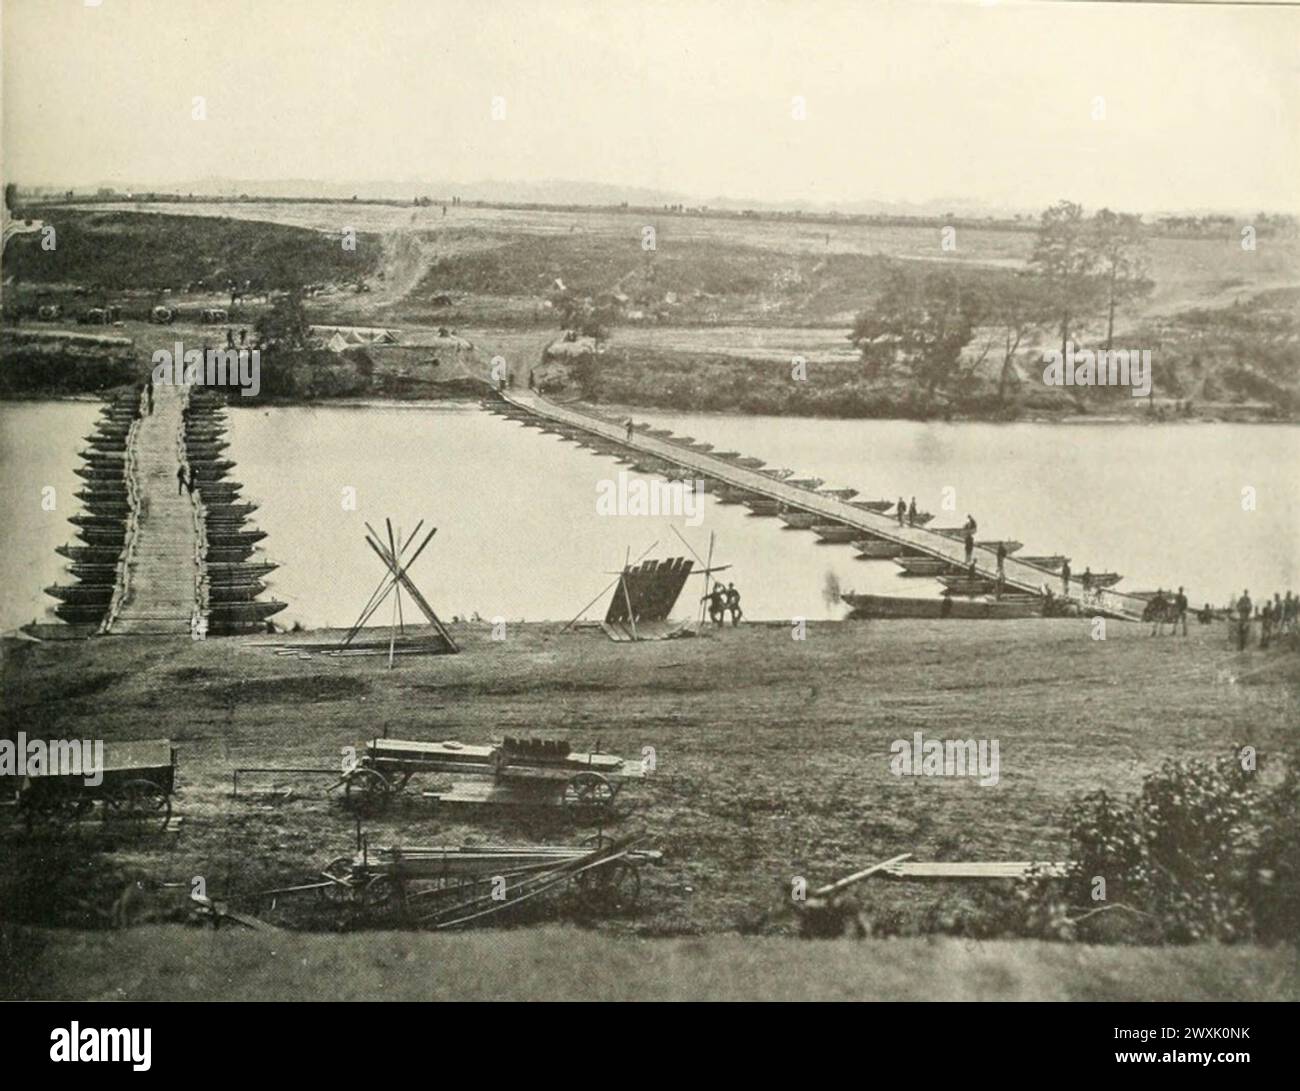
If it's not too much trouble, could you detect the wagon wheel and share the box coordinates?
[320,855,357,903]
[343,768,393,815]
[106,779,171,831]
[576,861,641,913]
[357,873,399,913]
[562,771,615,815]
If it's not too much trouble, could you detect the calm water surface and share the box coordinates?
[3,400,1297,630]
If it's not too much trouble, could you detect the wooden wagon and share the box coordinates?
[15,739,177,832]
[307,835,661,927]
[338,736,646,818]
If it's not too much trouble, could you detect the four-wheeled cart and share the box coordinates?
[15,739,177,832]
[338,736,646,818]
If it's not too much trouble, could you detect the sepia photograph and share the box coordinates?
[1,0,1297,1032]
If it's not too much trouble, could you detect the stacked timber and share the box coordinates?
[186,391,286,634]
[46,390,141,625]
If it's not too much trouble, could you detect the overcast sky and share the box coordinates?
[3,0,1297,212]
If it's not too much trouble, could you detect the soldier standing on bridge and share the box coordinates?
[896,497,906,526]
[996,541,1007,582]
[907,497,918,526]
[1060,559,1071,597]
[176,465,188,495]
[963,530,975,566]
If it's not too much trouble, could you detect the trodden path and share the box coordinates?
[105,381,203,636]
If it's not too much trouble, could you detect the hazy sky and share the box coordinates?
[3,0,1297,212]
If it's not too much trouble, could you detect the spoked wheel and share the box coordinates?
[357,873,400,914]
[562,772,617,820]
[343,768,393,815]
[106,779,171,832]
[320,855,357,903]
[576,861,642,913]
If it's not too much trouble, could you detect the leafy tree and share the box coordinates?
[850,268,981,404]
[971,273,1054,406]
[1029,200,1101,357]
[1090,209,1152,349]
[254,289,311,354]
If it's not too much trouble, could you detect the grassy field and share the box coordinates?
[3,619,1297,942]
[7,925,1294,1002]
[9,199,1296,418]
[53,198,1300,320]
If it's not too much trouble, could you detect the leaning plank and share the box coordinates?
[811,853,912,898]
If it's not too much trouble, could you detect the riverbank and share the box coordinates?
[3,619,1297,947]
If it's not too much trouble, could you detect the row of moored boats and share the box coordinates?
[485,395,1125,621]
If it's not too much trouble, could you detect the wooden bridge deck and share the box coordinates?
[105,381,202,636]
[498,390,1145,621]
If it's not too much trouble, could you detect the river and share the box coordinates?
[3,400,1297,631]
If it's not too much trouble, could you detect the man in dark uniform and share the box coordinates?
[907,497,918,526]
[702,585,726,626]
[964,530,974,566]
[1236,590,1252,650]
[896,497,906,526]
[1149,588,1167,636]
[1174,586,1188,636]
[725,583,742,627]
[176,465,187,495]
[1060,559,1071,597]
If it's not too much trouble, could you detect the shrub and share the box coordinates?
[1021,752,1298,944]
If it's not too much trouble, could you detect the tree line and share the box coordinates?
[850,200,1154,409]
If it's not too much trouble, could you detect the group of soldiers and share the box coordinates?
[701,582,743,627]
[894,496,922,526]
[1233,589,1299,651]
